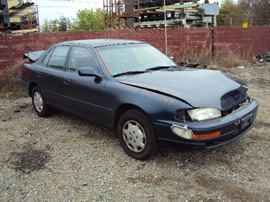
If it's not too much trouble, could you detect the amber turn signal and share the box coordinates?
[193,131,221,140]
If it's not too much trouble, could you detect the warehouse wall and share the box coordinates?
[0,27,269,70]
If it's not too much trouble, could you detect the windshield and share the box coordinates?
[97,44,176,76]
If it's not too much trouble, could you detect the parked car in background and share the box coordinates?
[22,39,258,160]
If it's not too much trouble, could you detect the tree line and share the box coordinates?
[41,8,104,33]
[217,0,270,26]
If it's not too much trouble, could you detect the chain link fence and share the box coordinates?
[0,27,269,70]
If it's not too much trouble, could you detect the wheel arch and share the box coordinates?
[28,82,38,96]
[113,104,152,131]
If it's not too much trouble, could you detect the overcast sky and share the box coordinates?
[35,0,102,26]
[35,0,226,26]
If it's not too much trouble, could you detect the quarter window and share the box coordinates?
[69,47,99,71]
[47,46,70,69]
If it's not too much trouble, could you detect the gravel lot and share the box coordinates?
[0,65,270,201]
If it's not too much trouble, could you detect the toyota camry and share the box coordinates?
[22,39,258,160]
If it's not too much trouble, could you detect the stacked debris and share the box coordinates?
[0,0,10,34]
[104,0,219,29]
[0,0,39,35]
[135,0,191,8]
[254,53,270,63]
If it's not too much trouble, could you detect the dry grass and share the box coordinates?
[0,64,25,97]
[168,47,210,66]
[214,51,254,69]
[169,47,255,70]
[212,44,256,69]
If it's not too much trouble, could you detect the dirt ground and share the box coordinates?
[0,65,270,201]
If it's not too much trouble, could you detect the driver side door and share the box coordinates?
[62,46,110,125]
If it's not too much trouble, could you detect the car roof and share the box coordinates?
[58,39,144,48]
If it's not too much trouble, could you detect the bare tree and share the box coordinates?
[218,0,270,26]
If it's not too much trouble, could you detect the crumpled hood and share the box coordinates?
[116,69,247,111]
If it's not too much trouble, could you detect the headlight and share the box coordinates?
[188,108,221,121]
[171,125,193,139]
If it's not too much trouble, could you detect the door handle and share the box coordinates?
[64,79,72,85]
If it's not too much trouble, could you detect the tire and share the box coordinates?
[117,109,158,160]
[31,86,51,117]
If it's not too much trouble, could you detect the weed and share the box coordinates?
[0,64,25,97]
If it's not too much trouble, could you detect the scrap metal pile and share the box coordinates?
[104,0,219,29]
[254,53,270,63]
[0,0,39,35]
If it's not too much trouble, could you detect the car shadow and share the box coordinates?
[49,110,247,167]
[50,110,117,141]
[156,139,247,168]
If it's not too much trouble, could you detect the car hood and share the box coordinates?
[115,69,247,111]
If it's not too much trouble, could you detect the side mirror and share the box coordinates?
[78,67,102,80]
[169,56,174,61]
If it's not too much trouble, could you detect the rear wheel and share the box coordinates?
[32,86,51,117]
[117,109,158,160]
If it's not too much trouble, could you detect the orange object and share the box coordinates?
[193,131,221,140]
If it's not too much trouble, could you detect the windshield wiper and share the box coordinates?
[113,70,146,77]
[113,66,177,77]
[146,66,177,71]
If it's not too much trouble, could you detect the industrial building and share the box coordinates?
[103,0,219,29]
[0,0,39,35]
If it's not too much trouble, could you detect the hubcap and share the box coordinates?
[33,91,44,112]
[122,120,146,153]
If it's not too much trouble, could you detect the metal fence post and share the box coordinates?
[211,27,215,59]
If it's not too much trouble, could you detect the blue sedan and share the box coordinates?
[22,39,258,160]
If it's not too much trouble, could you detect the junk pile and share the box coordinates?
[254,53,270,63]
[104,0,220,29]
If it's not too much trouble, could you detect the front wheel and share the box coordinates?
[32,86,51,117]
[117,109,158,160]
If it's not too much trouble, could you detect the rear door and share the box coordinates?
[62,46,111,125]
[37,46,70,108]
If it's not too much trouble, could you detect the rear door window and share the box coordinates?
[47,46,70,69]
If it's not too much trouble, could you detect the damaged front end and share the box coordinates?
[220,85,248,111]
[158,96,258,149]
[115,68,258,148]
[168,95,258,148]
[156,82,257,148]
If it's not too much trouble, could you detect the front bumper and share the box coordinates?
[154,99,258,149]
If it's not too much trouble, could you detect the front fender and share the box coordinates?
[104,80,192,124]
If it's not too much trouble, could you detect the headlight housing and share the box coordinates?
[188,108,221,121]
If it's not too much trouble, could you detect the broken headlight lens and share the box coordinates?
[175,110,189,122]
[188,108,221,121]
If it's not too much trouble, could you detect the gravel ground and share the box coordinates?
[0,65,270,201]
